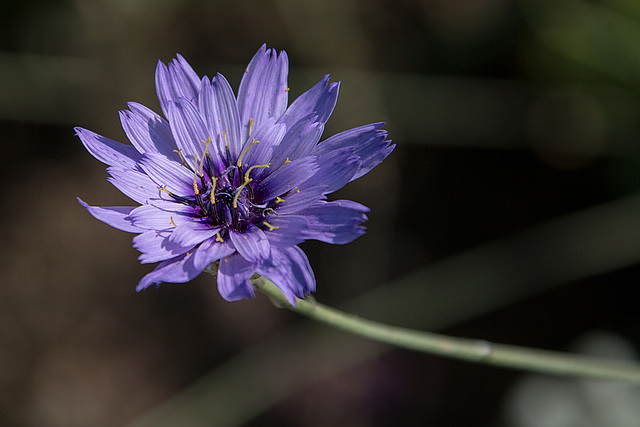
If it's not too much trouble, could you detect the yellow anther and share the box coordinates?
[237,138,260,169]
[295,186,300,193]
[193,154,200,195]
[211,176,218,203]
[245,67,249,73]
[285,87,290,92]
[169,216,177,227]
[232,163,270,208]
[248,118,254,137]
[173,148,188,167]
[275,196,285,204]
[159,185,172,196]
[263,221,279,231]
[216,232,223,242]
[283,157,291,166]
[221,130,229,150]
[199,138,211,177]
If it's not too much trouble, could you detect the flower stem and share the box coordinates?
[254,278,640,383]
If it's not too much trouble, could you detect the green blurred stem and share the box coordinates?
[254,278,640,383]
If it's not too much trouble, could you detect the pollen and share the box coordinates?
[237,138,260,169]
[169,216,177,227]
[263,221,279,231]
[216,232,224,242]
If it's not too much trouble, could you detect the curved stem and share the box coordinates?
[255,278,640,383]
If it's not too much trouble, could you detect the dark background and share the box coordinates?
[2,0,640,426]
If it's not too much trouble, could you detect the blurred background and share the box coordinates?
[2,0,640,425]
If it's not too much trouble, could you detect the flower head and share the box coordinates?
[77,44,394,304]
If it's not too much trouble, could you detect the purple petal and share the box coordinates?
[75,127,140,169]
[128,202,196,231]
[268,115,325,165]
[300,200,369,244]
[107,166,161,205]
[155,55,201,118]
[168,221,220,249]
[199,73,242,162]
[279,75,339,130]
[239,118,286,179]
[301,147,359,194]
[136,251,201,291]
[139,152,194,197]
[133,230,190,264]
[77,198,141,233]
[119,102,177,157]
[253,156,318,202]
[229,222,270,263]
[237,45,289,142]
[217,253,256,301]
[166,98,210,165]
[313,122,395,181]
[272,185,327,215]
[261,215,309,247]
[256,246,315,305]
[193,238,235,271]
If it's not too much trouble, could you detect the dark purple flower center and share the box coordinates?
[165,139,278,234]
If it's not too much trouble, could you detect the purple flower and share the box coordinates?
[77,44,394,304]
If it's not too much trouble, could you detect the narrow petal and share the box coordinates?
[168,221,220,249]
[107,166,161,205]
[272,185,327,215]
[136,251,201,291]
[193,238,235,271]
[300,147,359,194]
[155,55,201,118]
[217,253,256,301]
[261,215,309,247]
[278,75,339,130]
[133,229,190,264]
[229,222,270,263]
[253,156,318,202]
[300,200,369,244]
[128,202,197,231]
[199,73,242,162]
[139,152,194,197]
[120,102,177,157]
[77,198,141,233]
[75,127,140,169]
[237,45,289,141]
[239,118,286,179]
[313,122,395,181]
[166,98,210,164]
[268,115,324,165]
[256,246,316,305]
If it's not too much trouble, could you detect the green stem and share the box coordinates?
[255,278,640,383]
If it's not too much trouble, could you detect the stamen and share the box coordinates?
[232,163,270,208]
[285,87,290,92]
[263,221,279,231]
[170,216,177,227]
[216,232,224,242]
[173,148,188,167]
[248,118,254,137]
[283,157,292,166]
[159,185,172,196]
[221,130,229,150]
[199,138,211,177]
[210,176,218,203]
[237,138,260,169]
[275,196,285,204]
[193,154,200,195]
